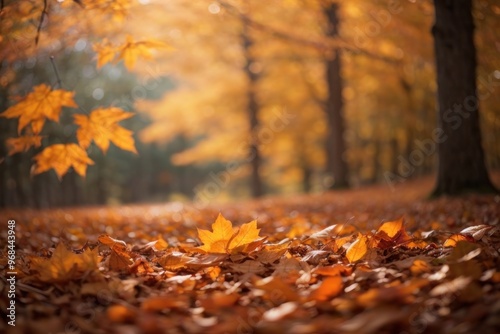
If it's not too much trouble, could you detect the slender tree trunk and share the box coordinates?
[432,0,496,195]
[371,140,381,184]
[242,18,263,198]
[302,164,312,193]
[324,3,349,189]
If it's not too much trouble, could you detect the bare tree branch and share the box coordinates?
[219,1,399,64]
[35,0,48,45]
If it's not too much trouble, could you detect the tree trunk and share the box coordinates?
[242,18,263,198]
[324,3,349,189]
[432,0,496,195]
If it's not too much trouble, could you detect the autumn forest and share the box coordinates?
[0,0,500,333]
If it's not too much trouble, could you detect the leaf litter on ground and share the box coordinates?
[1,177,499,333]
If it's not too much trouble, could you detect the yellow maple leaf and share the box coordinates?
[31,243,100,283]
[74,107,137,154]
[346,234,368,263]
[93,39,116,69]
[197,214,261,254]
[6,135,43,155]
[93,35,171,70]
[0,84,77,134]
[32,143,94,178]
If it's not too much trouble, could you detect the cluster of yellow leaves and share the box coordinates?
[93,35,171,70]
[1,84,137,178]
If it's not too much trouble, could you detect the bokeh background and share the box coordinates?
[0,0,499,208]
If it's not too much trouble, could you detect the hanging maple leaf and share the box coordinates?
[0,84,77,134]
[32,143,94,178]
[74,107,137,154]
[6,135,43,155]
[93,35,171,70]
[30,243,100,283]
[197,213,261,254]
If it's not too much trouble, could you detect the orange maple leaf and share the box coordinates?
[32,143,94,178]
[93,35,171,70]
[30,243,100,283]
[197,213,261,254]
[74,107,137,154]
[346,234,368,263]
[0,84,77,134]
[6,135,43,155]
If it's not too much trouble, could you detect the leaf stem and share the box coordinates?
[50,56,62,88]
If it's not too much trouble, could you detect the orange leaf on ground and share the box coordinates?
[443,234,475,247]
[346,234,368,263]
[311,275,343,301]
[107,305,136,323]
[31,243,100,283]
[197,213,261,254]
[315,264,352,277]
[377,218,405,239]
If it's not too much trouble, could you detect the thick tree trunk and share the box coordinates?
[242,18,263,198]
[324,3,349,189]
[432,0,496,195]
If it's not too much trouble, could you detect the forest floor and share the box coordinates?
[1,176,500,333]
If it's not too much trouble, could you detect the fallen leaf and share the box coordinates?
[311,275,343,301]
[106,304,136,323]
[315,264,352,277]
[443,234,475,247]
[141,295,188,312]
[460,225,494,241]
[262,302,298,322]
[346,234,368,263]
[410,259,431,276]
[429,276,472,296]
[31,244,100,283]
[197,213,261,254]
